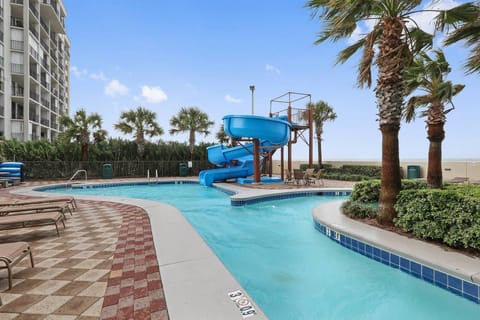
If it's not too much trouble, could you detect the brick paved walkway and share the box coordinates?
[0,182,169,320]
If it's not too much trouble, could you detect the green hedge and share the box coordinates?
[394,189,480,250]
[349,179,427,203]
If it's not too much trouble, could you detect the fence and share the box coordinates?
[23,160,216,180]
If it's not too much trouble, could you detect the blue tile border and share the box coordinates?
[314,220,480,304]
[34,180,199,192]
[231,190,350,206]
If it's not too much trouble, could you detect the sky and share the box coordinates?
[63,0,479,161]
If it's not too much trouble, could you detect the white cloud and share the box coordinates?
[105,79,129,97]
[225,94,241,104]
[89,71,108,81]
[71,66,87,78]
[265,64,280,74]
[410,0,461,34]
[141,85,168,103]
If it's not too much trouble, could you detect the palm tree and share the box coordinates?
[169,107,214,159]
[216,124,230,145]
[59,108,107,161]
[306,0,439,225]
[307,101,337,169]
[436,3,480,74]
[114,106,164,160]
[404,50,465,189]
[216,124,237,147]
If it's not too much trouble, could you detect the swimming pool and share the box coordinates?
[47,182,480,319]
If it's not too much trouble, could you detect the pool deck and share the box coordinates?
[0,177,479,319]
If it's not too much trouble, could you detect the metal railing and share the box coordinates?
[67,169,87,184]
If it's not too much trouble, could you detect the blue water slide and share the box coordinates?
[199,115,291,186]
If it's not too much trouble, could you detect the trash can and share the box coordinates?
[407,165,420,179]
[102,164,113,179]
[179,163,188,177]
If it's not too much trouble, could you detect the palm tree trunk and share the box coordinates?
[378,124,402,225]
[81,143,88,162]
[427,123,445,188]
[189,130,195,161]
[316,134,323,168]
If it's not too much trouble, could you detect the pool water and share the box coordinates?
[50,183,480,319]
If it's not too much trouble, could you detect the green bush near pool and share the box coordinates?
[344,180,480,250]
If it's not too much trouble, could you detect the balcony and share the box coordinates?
[0,56,3,66]
[11,63,24,73]
[29,46,39,60]
[10,17,23,28]
[0,30,3,43]
[40,19,48,32]
[40,118,48,126]
[30,5,39,18]
[29,112,39,122]
[11,0,24,5]
[11,40,24,51]
[30,70,38,80]
[30,91,39,101]
[29,27,39,39]
[11,87,24,97]
[41,0,64,33]
[41,98,49,108]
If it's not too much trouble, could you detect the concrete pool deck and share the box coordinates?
[0,177,479,319]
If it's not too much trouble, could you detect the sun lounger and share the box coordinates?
[0,242,34,289]
[0,196,77,212]
[0,211,65,236]
[0,201,73,217]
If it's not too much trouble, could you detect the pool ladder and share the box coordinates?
[66,169,88,187]
[147,169,159,184]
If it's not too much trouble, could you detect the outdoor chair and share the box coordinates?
[304,168,315,185]
[284,170,295,184]
[0,242,34,289]
[293,169,306,185]
[313,170,324,186]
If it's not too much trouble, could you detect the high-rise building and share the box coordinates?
[0,0,69,141]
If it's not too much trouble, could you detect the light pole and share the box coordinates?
[249,85,255,115]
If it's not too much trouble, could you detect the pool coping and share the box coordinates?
[312,200,480,303]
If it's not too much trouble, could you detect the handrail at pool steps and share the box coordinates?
[66,169,87,187]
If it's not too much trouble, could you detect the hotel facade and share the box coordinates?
[0,0,69,141]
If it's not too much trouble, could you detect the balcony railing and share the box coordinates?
[29,27,39,39]
[12,0,24,5]
[11,87,24,96]
[11,63,24,74]
[40,118,49,126]
[11,40,24,50]
[29,113,39,122]
[29,46,39,60]
[10,17,23,28]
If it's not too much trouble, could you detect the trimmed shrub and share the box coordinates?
[342,201,377,218]
[394,189,480,250]
[349,179,427,204]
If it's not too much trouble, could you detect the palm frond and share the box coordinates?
[435,2,479,32]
